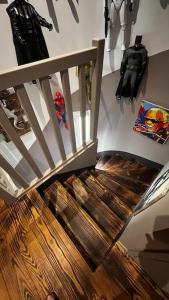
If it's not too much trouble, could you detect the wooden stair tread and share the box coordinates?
[98,171,149,195]
[45,181,112,265]
[96,154,127,171]
[65,175,124,240]
[93,172,140,206]
[79,170,132,220]
[96,155,112,169]
[96,155,159,185]
[103,242,169,300]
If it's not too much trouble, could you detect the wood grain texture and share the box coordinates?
[96,154,159,185]
[100,171,149,195]
[0,190,112,300]
[65,175,124,240]
[0,188,168,300]
[80,170,132,220]
[94,172,140,206]
[45,181,112,265]
[103,242,169,300]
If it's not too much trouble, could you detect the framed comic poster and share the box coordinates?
[133,100,169,144]
[0,89,31,142]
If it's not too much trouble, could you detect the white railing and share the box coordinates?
[0,39,105,205]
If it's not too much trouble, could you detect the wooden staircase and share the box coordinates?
[0,154,168,299]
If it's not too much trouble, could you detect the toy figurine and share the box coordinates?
[54,91,69,129]
[76,62,94,107]
[7,0,53,66]
[105,0,135,51]
[116,35,148,101]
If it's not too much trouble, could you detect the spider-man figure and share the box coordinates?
[54,91,69,129]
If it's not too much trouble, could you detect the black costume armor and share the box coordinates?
[116,41,148,100]
[7,0,53,65]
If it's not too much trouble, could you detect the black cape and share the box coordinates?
[7,1,51,65]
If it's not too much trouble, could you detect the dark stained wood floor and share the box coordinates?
[0,154,166,300]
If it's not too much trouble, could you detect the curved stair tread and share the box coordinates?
[96,155,159,185]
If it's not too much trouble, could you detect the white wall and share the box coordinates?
[1,0,169,74]
[98,49,169,165]
[120,180,169,294]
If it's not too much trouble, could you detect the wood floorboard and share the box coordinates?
[0,228,37,300]
[79,171,132,220]
[45,182,112,266]
[0,272,11,300]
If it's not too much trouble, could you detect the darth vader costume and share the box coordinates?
[116,36,148,100]
[7,0,53,65]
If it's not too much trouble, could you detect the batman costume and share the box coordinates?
[116,37,148,100]
[7,0,53,66]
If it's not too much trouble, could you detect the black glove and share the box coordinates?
[47,23,53,31]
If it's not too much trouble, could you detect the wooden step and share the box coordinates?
[79,171,132,221]
[97,170,149,195]
[65,175,124,240]
[96,154,127,171]
[96,155,159,185]
[45,182,112,266]
[96,154,112,169]
[93,172,140,207]
[103,242,169,300]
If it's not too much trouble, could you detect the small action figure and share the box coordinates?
[77,62,94,107]
[116,35,148,101]
[54,91,69,129]
[7,0,53,66]
[104,0,135,51]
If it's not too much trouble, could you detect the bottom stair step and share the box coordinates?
[44,181,112,266]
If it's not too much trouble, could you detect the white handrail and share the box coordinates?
[0,38,105,205]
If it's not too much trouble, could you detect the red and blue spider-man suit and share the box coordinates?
[53,91,69,129]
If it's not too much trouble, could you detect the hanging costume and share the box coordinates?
[116,43,148,99]
[106,0,134,50]
[7,0,53,65]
